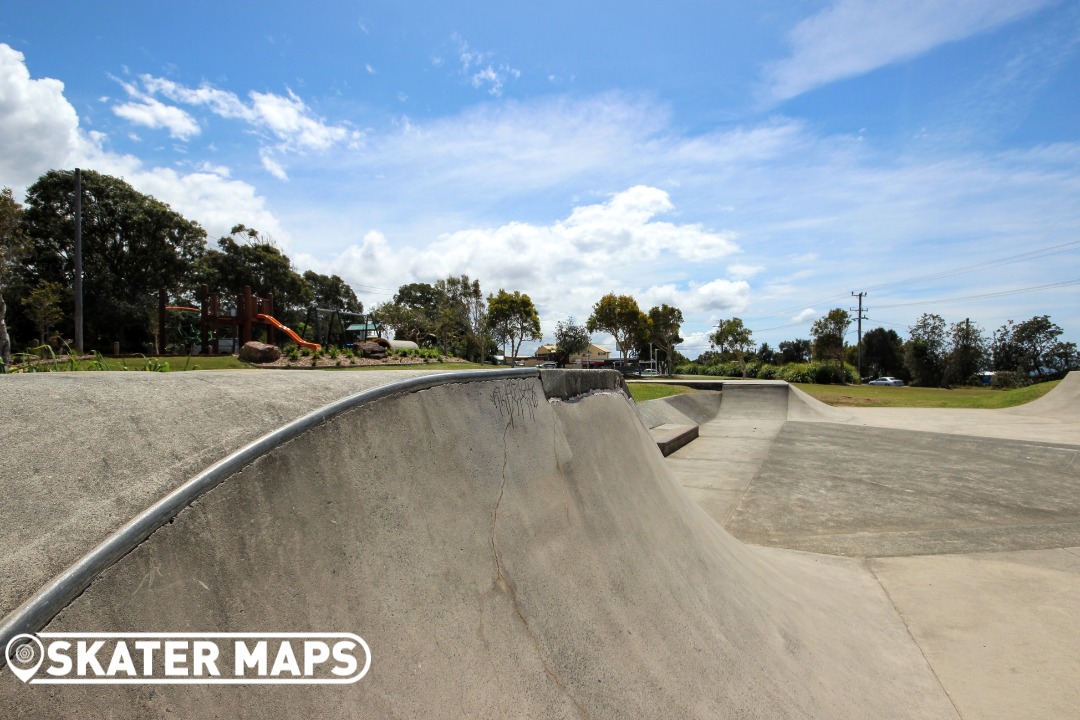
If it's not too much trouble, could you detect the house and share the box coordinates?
[535,343,611,367]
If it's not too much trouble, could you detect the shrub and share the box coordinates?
[992,371,1031,389]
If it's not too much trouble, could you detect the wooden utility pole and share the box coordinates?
[74,168,84,354]
[851,291,868,379]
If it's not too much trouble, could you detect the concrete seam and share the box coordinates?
[866,558,965,720]
[722,450,773,528]
[1063,547,1080,560]
[489,413,589,719]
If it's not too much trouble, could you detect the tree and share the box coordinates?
[21,280,65,346]
[195,225,311,321]
[710,317,754,376]
[19,169,207,351]
[554,317,591,367]
[434,275,486,360]
[994,315,1071,377]
[756,342,778,366]
[647,304,684,375]
[374,282,442,346]
[778,339,812,364]
[860,328,905,379]
[810,309,850,366]
[904,313,947,387]
[586,293,647,363]
[486,289,541,362]
[943,319,987,386]
[0,187,27,366]
[303,271,362,313]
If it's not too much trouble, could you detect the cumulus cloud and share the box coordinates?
[0,44,80,190]
[297,186,746,343]
[792,308,818,323]
[0,44,284,242]
[763,0,1052,102]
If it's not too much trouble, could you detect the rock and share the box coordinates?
[356,341,387,359]
[239,341,282,363]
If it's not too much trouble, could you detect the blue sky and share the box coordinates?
[2,0,1078,357]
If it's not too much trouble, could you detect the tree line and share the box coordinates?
[690,308,1077,387]
[1,169,691,371]
[0,170,364,362]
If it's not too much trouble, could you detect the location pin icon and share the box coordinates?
[6,634,44,683]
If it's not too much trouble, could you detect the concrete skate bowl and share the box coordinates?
[689,377,1080,719]
[0,370,953,718]
[705,377,1080,557]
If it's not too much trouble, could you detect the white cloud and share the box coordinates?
[792,308,818,323]
[763,0,1053,102]
[0,44,284,243]
[728,263,765,279]
[259,149,289,181]
[0,44,80,191]
[298,186,746,339]
[112,97,199,139]
[130,75,364,153]
[453,35,521,97]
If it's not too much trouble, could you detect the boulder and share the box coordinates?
[356,341,387,359]
[238,341,282,364]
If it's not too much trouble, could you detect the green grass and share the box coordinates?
[87,355,252,371]
[626,383,696,402]
[794,380,1061,409]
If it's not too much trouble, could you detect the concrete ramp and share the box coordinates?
[1,371,952,718]
[1004,370,1080,419]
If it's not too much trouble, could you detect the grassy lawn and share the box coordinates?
[626,383,696,402]
[794,380,1061,409]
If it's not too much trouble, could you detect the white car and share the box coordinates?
[867,376,904,386]
[640,369,660,377]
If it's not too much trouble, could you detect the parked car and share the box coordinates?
[867,376,904,386]
[641,369,660,377]
[538,362,557,369]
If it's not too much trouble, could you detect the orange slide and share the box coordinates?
[256,313,321,351]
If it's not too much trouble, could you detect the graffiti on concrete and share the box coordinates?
[489,379,539,426]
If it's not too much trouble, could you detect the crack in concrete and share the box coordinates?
[488,414,589,720]
[866,558,964,720]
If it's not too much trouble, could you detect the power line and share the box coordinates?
[863,240,1080,294]
[750,239,1079,323]
[872,279,1080,309]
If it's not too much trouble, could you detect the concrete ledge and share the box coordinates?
[650,423,699,456]
[539,368,630,400]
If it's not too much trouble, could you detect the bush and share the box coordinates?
[991,371,1031,390]
[757,364,779,380]
[675,360,855,384]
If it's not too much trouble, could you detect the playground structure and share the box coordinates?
[297,306,382,349]
[157,285,320,355]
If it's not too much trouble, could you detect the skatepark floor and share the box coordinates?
[668,375,1080,719]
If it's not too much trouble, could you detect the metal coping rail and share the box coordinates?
[0,368,539,665]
